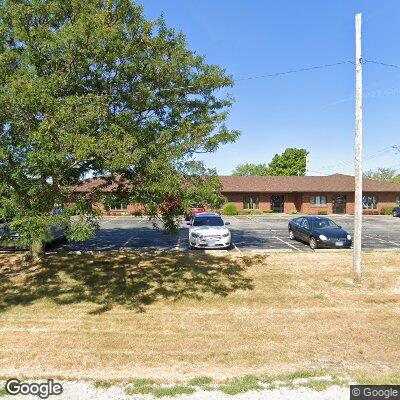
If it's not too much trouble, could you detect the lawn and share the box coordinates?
[0,250,399,384]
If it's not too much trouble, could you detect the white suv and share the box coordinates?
[187,213,231,249]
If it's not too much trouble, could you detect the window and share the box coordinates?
[310,195,327,206]
[243,195,259,209]
[362,195,377,210]
[109,201,128,211]
[301,219,310,229]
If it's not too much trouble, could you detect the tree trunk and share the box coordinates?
[30,239,44,261]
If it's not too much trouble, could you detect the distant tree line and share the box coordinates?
[231,148,308,176]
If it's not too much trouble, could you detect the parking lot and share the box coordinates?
[63,214,400,252]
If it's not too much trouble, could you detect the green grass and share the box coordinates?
[152,386,195,398]
[125,385,154,396]
[125,378,158,396]
[188,376,213,386]
[128,378,156,387]
[221,375,263,395]
[0,388,8,397]
[93,380,114,389]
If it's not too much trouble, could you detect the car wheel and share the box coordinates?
[289,229,295,240]
[309,237,318,250]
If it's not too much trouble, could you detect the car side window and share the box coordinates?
[295,218,303,226]
[302,219,309,229]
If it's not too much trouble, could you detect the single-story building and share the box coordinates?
[71,173,400,215]
[218,174,400,215]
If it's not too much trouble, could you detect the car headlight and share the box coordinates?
[347,234,352,240]
[319,235,328,241]
[191,232,199,238]
[222,232,230,237]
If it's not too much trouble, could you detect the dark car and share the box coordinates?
[288,216,352,249]
[393,206,400,217]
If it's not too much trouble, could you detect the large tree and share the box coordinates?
[0,0,238,258]
[232,148,308,176]
[364,168,400,183]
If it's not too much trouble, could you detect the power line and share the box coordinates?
[365,59,400,69]
[235,60,353,81]
[158,60,354,92]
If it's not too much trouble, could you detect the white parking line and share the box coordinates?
[233,242,242,253]
[273,236,303,252]
[231,215,239,221]
[174,235,182,251]
[121,236,134,251]
[246,215,252,220]
[139,216,147,223]
[364,234,400,247]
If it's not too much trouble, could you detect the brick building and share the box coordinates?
[219,174,400,215]
[72,173,400,215]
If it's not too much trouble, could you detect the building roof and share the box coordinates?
[71,173,400,194]
[219,174,400,193]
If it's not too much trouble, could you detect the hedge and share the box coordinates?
[221,203,238,216]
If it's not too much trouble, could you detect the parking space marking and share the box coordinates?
[273,236,303,252]
[364,234,400,247]
[232,242,242,253]
[174,235,182,251]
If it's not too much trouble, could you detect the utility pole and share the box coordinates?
[354,13,363,284]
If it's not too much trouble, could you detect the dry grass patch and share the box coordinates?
[0,251,399,383]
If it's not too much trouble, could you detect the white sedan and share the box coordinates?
[187,213,231,249]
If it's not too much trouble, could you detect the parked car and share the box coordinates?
[185,205,206,221]
[0,209,67,248]
[393,206,400,217]
[288,216,352,249]
[187,212,231,249]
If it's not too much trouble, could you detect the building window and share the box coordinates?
[310,195,327,206]
[109,200,128,211]
[243,195,259,209]
[362,195,377,210]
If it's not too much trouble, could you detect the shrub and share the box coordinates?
[363,209,379,215]
[131,210,143,216]
[318,210,328,215]
[238,210,251,215]
[291,211,298,215]
[263,210,273,214]
[380,206,394,215]
[221,203,238,215]
[251,210,262,215]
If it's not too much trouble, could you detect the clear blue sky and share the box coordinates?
[143,1,400,176]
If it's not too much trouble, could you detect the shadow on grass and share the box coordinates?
[0,251,255,313]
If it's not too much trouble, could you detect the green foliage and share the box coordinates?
[153,386,195,398]
[268,148,309,176]
[188,376,213,386]
[318,210,328,215]
[93,380,114,389]
[232,163,270,176]
[364,168,400,183]
[221,375,263,395]
[232,148,308,176]
[0,0,238,255]
[221,203,238,215]
[0,387,7,397]
[380,206,394,215]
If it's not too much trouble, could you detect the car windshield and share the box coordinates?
[312,218,340,229]
[193,216,224,227]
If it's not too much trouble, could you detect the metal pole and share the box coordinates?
[354,13,363,284]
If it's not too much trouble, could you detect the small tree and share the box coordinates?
[0,0,239,259]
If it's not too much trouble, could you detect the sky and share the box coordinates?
[142,1,400,176]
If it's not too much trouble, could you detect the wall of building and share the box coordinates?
[224,191,399,215]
